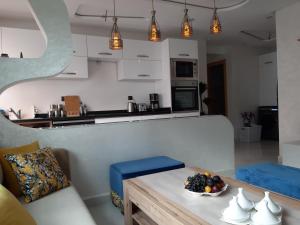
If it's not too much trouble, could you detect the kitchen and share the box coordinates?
[0,27,203,128]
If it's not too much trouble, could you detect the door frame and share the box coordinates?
[207,59,228,116]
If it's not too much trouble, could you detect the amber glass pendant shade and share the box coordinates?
[181,8,193,38]
[109,17,123,50]
[210,9,222,34]
[148,10,161,42]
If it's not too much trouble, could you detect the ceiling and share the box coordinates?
[0,0,299,49]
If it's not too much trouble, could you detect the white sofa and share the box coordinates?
[0,149,97,225]
[21,185,96,225]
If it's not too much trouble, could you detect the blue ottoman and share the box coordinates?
[236,163,300,200]
[110,156,185,211]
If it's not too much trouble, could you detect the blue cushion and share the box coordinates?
[236,163,300,200]
[110,156,185,198]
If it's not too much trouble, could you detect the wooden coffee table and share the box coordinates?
[124,168,300,225]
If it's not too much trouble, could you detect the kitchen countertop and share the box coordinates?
[11,108,172,124]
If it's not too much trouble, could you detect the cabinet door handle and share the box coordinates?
[62,72,77,75]
[178,53,190,57]
[137,74,151,77]
[98,52,113,56]
[264,61,273,64]
[73,50,76,54]
[136,54,149,58]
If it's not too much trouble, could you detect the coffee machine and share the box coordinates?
[149,93,159,111]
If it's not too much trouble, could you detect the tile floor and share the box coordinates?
[87,141,279,225]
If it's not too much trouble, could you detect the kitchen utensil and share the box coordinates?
[149,93,159,111]
[137,103,147,112]
[127,96,136,113]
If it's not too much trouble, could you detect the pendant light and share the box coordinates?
[109,0,123,50]
[148,0,161,42]
[210,0,222,34]
[181,0,193,38]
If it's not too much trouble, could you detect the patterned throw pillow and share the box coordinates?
[5,148,70,203]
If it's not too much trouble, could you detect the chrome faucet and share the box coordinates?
[9,108,21,120]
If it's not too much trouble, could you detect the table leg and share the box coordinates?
[124,181,133,225]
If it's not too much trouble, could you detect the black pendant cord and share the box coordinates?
[113,0,116,18]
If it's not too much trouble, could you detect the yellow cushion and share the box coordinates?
[0,184,37,225]
[5,148,70,203]
[0,141,40,196]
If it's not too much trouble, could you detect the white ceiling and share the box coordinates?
[0,0,299,48]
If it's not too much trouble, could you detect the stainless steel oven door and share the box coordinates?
[172,86,199,112]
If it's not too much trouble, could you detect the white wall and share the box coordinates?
[207,45,260,136]
[0,61,156,118]
[276,2,300,161]
[259,52,278,106]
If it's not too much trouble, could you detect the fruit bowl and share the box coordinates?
[186,184,229,197]
[184,172,229,197]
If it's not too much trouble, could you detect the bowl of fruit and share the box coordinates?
[184,172,228,197]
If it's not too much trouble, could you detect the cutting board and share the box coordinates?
[63,96,81,117]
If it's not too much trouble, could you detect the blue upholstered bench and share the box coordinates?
[236,163,300,200]
[110,156,185,211]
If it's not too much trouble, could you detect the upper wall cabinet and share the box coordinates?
[87,36,122,60]
[168,39,198,59]
[72,34,87,57]
[54,56,88,79]
[118,59,162,81]
[123,39,161,60]
[2,27,46,58]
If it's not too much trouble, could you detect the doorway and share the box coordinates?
[207,60,227,116]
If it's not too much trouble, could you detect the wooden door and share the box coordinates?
[207,60,227,116]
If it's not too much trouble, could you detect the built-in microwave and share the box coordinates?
[171,80,199,112]
[171,58,198,80]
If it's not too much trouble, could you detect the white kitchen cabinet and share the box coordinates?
[168,38,198,59]
[54,56,88,79]
[72,34,87,57]
[87,36,122,60]
[123,39,161,60]
[118,59,162,80]
[2,27,46,58]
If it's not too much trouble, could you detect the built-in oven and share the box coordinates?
[171,58,198,80]
[171,80,199,112]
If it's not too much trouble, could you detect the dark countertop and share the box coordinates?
[12,108,172,124]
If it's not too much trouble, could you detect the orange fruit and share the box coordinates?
[204,172,211,177]
[205,186,212,193]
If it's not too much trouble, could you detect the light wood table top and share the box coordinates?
[124,168,300,225]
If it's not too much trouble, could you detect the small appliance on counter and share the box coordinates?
[127,96,136,113]
[137,103,147,112]
[149,93,159,111]
[49,104,65,118]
